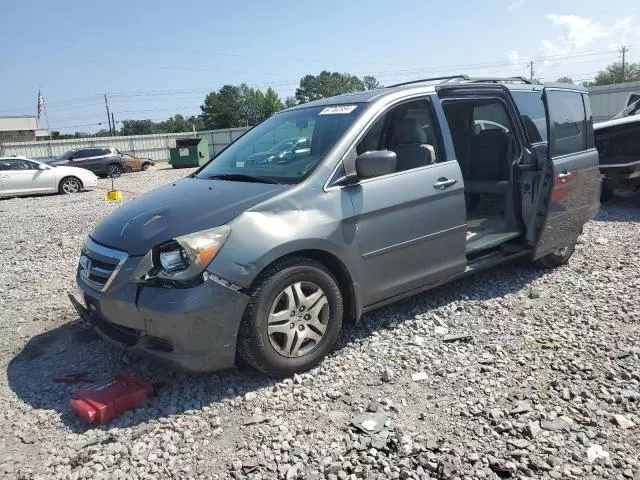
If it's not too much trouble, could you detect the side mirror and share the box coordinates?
[355,150,397,179]
[38,164,47,170]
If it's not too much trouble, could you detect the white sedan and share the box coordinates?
[0,156,98,198]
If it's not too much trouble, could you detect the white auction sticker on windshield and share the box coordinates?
[236,161,245,168]
[319,105,357,115]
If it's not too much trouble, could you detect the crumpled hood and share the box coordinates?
[91,177,289,255]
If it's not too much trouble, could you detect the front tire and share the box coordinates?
[238,257,343,376]
[107,163,122,177]
[534,241,576,269]
[58,176,82,194]
[141,162,151,171]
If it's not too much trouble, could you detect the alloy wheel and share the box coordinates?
[267,281,329,358]
[62,179,80,194]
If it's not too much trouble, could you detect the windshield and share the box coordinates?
[196,104,363,184]
[268,139,297,153]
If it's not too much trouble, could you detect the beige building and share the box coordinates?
[0,116,49,142]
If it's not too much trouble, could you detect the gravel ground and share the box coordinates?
[0,170,638,480]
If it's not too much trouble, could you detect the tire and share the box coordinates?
[534,240,577,269]
[600,182,614,203]
[141,162,151,171]
[107,163,122,178]
[58,176,82,194]
[238,257,344,376]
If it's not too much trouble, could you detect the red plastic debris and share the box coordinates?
[70,374,154,424]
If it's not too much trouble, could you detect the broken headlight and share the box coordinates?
[133,225,231,284]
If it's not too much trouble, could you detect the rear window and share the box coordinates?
[547,90,587,156]
[511,91,547,144]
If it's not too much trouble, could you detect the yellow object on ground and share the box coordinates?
[105,190,123,201]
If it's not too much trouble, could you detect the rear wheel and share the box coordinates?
[238,258,343,376]
[58,177,82,194]
[141,162,151,171]
[107,163,122,177]
[600,182,614,202]
[534,241,576,269]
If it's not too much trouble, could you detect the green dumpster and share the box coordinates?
[169,138,209,168]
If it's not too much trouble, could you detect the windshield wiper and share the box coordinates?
[207,173,279,184]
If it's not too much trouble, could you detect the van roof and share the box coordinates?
[285,76,587,111]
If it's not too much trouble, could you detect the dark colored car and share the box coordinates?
[247,137,311,165]
[70,76,600,376]
[594,98,640,200]
[46,147,126,178]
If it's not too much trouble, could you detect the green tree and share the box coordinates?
[263,87,284,118]
[284,96,297,108]
[585,61,640,86]
[120,119,155,136]
[295,71,365,103]
[187,115,205,131]
[240,84,267,126]
[164,114,193,133]
[200,85,244,129]
[555,76,574,84]
[363,75,383,90]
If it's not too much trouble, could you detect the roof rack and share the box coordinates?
[387,75,470,88]
[466,76,533,84]
[387,75,535,89]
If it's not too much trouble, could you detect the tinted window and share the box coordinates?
[511,91,548,143]
[73,150,90,159]
[356,98,444,173]
[473,101,513,133]
[0,159,37,170]
[547,90,587,156]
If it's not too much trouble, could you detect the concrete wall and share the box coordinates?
[0,127,250,161]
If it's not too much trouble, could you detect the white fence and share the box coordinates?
[0,127,250,162]
[588,81,640,123]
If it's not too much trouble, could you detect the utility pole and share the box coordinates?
[111,112,116,136]
[104,94,112,135]
[528,61,534,82]
[620,46,628,82]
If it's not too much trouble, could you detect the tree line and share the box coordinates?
[52,61,640,138]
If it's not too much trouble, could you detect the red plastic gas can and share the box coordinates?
[71,375,154,424]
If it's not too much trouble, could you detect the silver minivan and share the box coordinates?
[70,76,600,375]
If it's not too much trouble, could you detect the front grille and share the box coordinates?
[78,237,128,292]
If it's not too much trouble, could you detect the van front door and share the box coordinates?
[344,97,467,307]
[531,89,601,258]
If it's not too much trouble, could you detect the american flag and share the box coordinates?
[37,90,44,119]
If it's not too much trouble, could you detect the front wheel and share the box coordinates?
[141,162,151,171]
[534,241,576,269]
[107,163,122,177]
[238,258,343,376]
[58,177,82,194]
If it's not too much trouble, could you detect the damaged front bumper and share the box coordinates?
[70,273,250,373]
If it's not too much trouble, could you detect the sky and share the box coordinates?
[1,0,639,133]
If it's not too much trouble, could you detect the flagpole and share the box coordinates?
[39,84,53,142]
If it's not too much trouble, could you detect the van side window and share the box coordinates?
[511,91,548,143]
[355,98,443,176]
[547,90,587,156]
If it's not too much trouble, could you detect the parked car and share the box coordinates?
[120,151,155,172]
[45,147,126,178]
[594,98,640,201]
[0,156,98,197]
[70,76,600,376]
[247,137,311,165]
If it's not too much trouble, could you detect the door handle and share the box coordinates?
[558,171,572,178]
[433,178,457,189]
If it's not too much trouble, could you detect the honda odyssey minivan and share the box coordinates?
[71,76,600,375]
